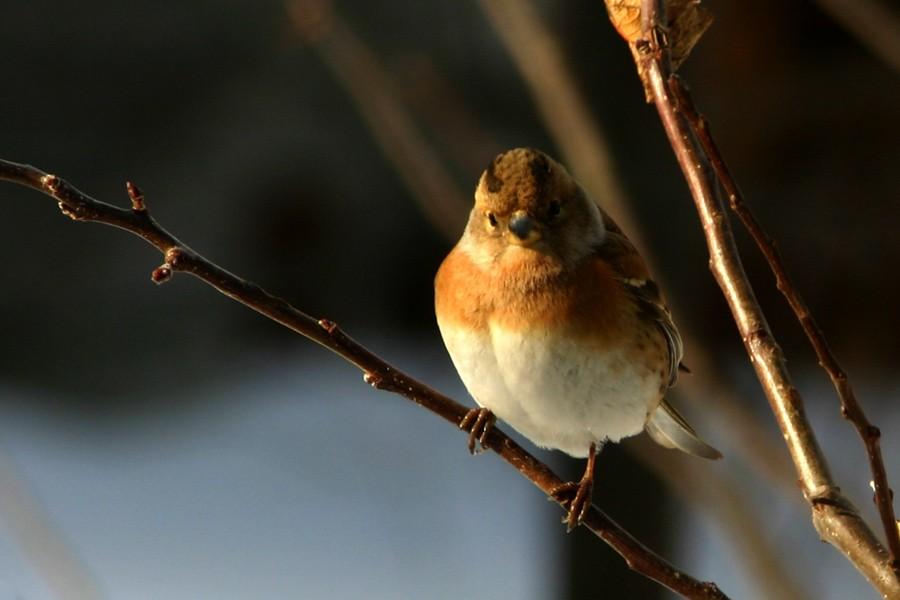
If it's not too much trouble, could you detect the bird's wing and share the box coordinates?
[646,398,722,459]
[595,209,721,460]
[594,212,683,388]
[625,277,683,388]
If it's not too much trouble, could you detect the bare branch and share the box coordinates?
[0,158,729,600]
[668,74,900,575]
[622,0,900,595]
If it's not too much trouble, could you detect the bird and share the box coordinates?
[434,147,721,530]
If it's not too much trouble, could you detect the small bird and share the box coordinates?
[434,148,720,530]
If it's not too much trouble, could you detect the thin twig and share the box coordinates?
[0,158,729,600]
[669,74,900,575]
[629,0,900,596]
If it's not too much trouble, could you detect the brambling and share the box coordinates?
[435,148,721,530]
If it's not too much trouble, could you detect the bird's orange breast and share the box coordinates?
[435,244,634,349]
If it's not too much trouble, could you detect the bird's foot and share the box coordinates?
[550,476,593,532]
[549,443,597,532]
[459,407,495,455]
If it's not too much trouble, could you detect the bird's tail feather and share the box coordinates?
[645,399,722,460]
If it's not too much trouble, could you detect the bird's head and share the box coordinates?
[461,148,606,267]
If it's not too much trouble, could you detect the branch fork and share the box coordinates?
[625,0,900,593]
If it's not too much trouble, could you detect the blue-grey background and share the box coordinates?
[1,1,898,599]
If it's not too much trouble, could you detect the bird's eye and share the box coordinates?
[486,212,498,228]
[547,201,561,219]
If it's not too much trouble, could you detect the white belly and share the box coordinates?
[439,319,660,458]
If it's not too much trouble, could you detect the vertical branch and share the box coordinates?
[669,76,900,572]
[627,0,900,595]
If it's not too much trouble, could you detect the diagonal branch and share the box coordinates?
[0,158,730,600]
[624,0,900,595]
[668,74,900,574]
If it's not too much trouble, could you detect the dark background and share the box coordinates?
[1,1,898,599]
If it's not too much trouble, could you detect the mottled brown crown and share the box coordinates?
[475,148,576,216]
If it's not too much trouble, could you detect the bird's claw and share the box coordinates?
[550,476,593,532]
[459,407,495,455]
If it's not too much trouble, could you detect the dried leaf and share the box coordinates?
[604,0,713,69]
[669,1,713,70]
[605,0,642,43]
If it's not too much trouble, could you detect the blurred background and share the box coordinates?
[1,0,899,598]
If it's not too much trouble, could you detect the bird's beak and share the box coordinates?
[507,210,540,245]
